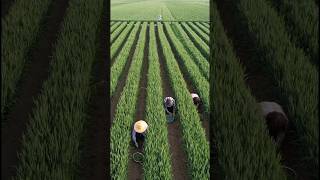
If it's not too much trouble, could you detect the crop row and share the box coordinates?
[233,0,318,176]
[15,0,104,178]
[268,0,319,65]
[195,22,209,35]
[111,21,121,33]
[110,22,147,179]
[163,23,209,113]
[210,2,286,179]
[181,22,209,59]
[1,0,53,117]
[111,22,127,43]
[158,23,209,179]
[143,22,173,180]
[111,22,134,60]
[110,22,140,96]
[186,22,209,45]
[171,23,209,81]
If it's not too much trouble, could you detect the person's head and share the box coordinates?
[165,98,174,107]
[193,97,201,106]
[134,120,148,134]
[265,112,288,141]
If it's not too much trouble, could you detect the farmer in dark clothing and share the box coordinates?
[191,93,201,111]
[164,97,175,115]
[132,120,148,148]
[259,101,289,147]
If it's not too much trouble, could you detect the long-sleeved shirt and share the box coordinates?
[132,129,146,147]
[164,97,175,114]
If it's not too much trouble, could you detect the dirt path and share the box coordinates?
[155,24,189,180]
[77,2,108,179]
[110,25,141,122]
[1,0,70,179]
[162,24,209,141]
[127,23,150,180]
[215,1,311,179]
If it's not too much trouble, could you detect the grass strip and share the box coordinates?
[15,0,103,179]
[111,22,134,59]
[111,22,127,43]
[1,0,53,117]
[110,22,140,96]
[211,3,286,179]
[172,22,209,80]
[233,0,319,176]
[194,22,209,35]
[110,22,147,180]
[111,21,122,33]
[158,22,209,180]
[164,22,209,113]
[143,22,172,180]
[186,22,209,45]
[181,22,209,59]
[268,0,319,65]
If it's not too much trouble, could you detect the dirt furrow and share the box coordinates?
[1,0,70,179]
[155,24,189,180]
[215,1,310,179]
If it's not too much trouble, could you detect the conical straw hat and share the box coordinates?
[134,120,148,133]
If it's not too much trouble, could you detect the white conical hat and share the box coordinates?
[134,120,148,133]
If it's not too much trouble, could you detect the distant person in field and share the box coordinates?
[164,97,175,116]
[259,101,289,147]
[132,120,148,148]
[191,93,201,111]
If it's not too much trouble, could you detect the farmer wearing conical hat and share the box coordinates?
[164,97,175,116]
[132,120,148,148]
[259,101,289,147]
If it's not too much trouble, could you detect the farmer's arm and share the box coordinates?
[132,130,138,147]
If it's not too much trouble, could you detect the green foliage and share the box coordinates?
[186,22,209,45]
[234,0,319,176]
[15,0,104,178]
[111,22,134,59]
[181,22,209,59]
[158,23,209,180]
[194,22,209,35]
[171,22,209,80]
[143,22,173,180]
[110,23,147,180]
[163,22,209,113]
[111,21,122,33]
[110,22,140,96]
[111,22,128,43]
[1,0,52,118]
[210,2,286,179]
[268,0,319,65]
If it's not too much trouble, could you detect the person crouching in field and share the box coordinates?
[191,93,201,112]
[132,120,148,148]
[164,97,176,116]
[259,101,289,148]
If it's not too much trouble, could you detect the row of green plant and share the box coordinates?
[233,0,319,177]
[111,22,128,43]
[110,22,147,180]
[186,22,209,45]
[111,22,134,60]
[171,22,209,80]
[194,22,209,35]
[163,22,209,113]
[201,22,210,28]
[158,23,209,179]
[15,0,104,178]
[111,21,121,33]
[143,22,173,180]
[1,0,53,118]
[181,22,209,59]
[210,3,286,179]
[110,22,141,96]
[268,0,319,65]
